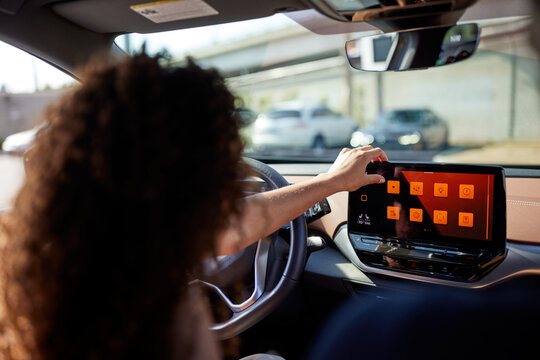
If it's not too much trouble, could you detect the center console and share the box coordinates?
[348,162,506,282]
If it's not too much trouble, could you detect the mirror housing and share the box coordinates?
[345,23,480,71]
[306,0,477,25]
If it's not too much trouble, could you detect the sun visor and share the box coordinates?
[52,0,308,34]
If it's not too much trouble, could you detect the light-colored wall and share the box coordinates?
[230,50,540,146]
[0,90,66,140]
[380,51,540,144]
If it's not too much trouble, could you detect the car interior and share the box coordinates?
[1,0,539,359]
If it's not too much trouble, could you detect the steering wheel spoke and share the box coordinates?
[191,237,271,313]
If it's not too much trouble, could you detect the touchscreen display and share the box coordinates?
[349,165,496,242]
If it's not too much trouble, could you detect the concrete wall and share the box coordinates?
[229,49,540,146]
[203,17,540,146]
[380,51,540,144]
[0,89,66,140]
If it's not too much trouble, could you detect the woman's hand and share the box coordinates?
[215,146,389,255]
[326,146,388,192]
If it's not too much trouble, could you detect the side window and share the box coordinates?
[0,40,75,143]
[0,40,76,208]
[387,113,398,122]
[312,108,334,118]
[423,112,436,125]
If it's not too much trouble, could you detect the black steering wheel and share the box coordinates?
[191,158,307,339]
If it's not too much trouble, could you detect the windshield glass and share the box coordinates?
[116,14,540,166]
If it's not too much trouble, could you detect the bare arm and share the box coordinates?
[215,146,388,255]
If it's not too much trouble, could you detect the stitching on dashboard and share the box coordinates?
[507,200,540,207]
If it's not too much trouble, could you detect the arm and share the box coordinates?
[215,146,388,256]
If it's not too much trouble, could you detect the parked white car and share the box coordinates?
[1,125,42,154]
[251,102,357,149]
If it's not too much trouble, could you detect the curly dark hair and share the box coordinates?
[0,53,245,359]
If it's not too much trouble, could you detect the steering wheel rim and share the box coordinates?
[193,157,307,340]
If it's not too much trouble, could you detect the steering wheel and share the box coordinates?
[191,158,307,339]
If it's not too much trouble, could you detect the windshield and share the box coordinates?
[115,14,540,166]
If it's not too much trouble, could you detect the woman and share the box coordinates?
[0,52,387,359]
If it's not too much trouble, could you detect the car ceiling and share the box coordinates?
[0,0,311,77]
[0,0,533,78]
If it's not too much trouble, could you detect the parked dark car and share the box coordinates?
[350,109,448,150]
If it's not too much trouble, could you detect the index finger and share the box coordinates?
[362,147,389,163]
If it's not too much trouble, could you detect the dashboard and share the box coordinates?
[275,163,540,292]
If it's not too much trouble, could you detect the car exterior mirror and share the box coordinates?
[345,23,480,71]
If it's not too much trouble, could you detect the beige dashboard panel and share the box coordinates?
[286,176,540,244]
[506,177,540,244]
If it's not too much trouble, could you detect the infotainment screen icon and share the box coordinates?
[348,162,506,282]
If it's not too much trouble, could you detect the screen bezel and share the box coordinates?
[348,162,506,254]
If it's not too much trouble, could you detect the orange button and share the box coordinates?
[459,184,474,199]
[410,182,423,196]
[410,208,423,222]
[361,194,368,202]
[387,180,400,194]
[434,183,448,197]
[433,210,447,225]
[459,212,474,227]
[387,206,400,220]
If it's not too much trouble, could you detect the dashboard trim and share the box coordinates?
[333,224,540,289]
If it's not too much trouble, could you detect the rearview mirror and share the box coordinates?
[345,24,480,71]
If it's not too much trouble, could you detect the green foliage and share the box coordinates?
[257,95,273,113]
[280,90,298,102]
